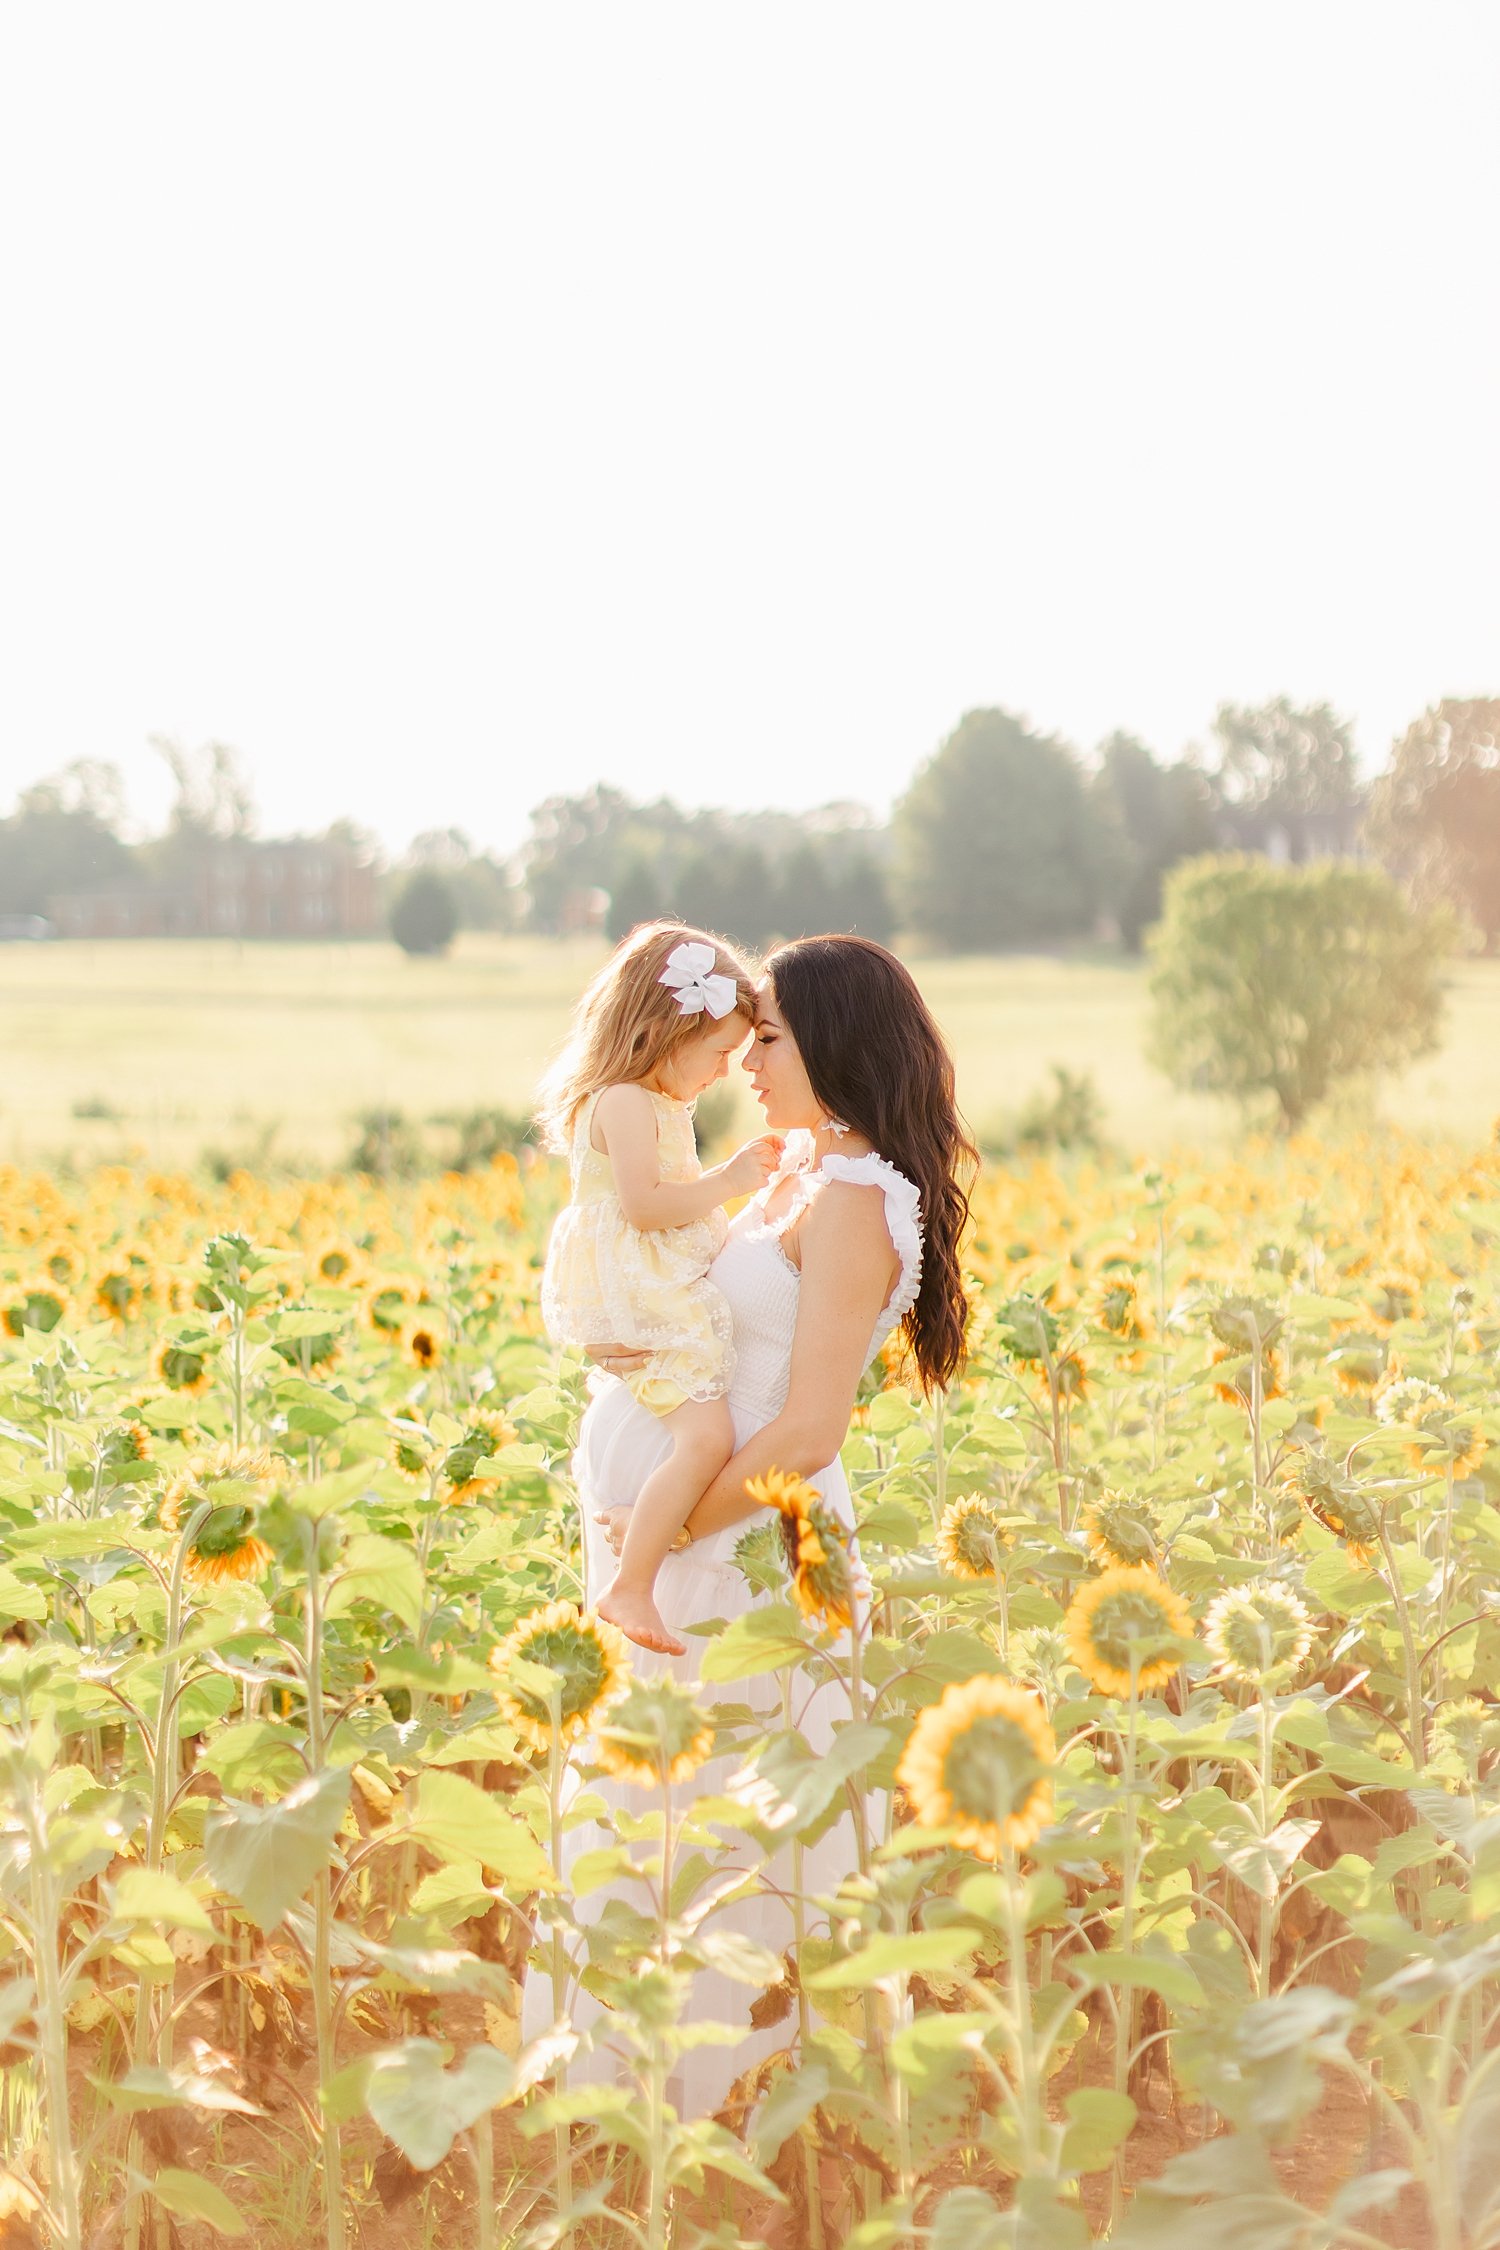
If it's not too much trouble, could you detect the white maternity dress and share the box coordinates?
[522,1142,924,2116]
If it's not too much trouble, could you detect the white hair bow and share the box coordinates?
[659,940,738,1019]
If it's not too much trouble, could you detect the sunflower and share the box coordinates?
[1366,1272,1422,1330]
[155,1336,214,1394]
[402,1316,445,1372]
[1,1281,70,1338]
[1326,1335,1386,1399]
[1203,1583,1314,1685]
[1094,1273,1151,1345]
[389,1416,435,1484]
[1281,1446,1382,1564]
[1049,1350,1089,1402]
[1210,1341,1285,1410]
[367,1279,419,1336]
[937,1493,1009,1580]
[1374,1374,1449,1428]
[897,1674,1055,1859]
[1064,1565,1193,1697]
[307,1240,362,1286]
[98,1422,152,1471]
[746,1468,859,1632]
[438,1409,519,1503]
[160,1443,282,1584]
[1079,1490,1161,1571]
[94,1261,148,1324]
[488,1600,629,1752]
[591,1674,715,1785]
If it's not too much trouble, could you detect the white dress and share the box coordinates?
[522,1139,924,2115]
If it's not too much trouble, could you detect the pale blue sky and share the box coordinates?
[1,4,1495,856]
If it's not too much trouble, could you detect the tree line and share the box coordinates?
[3,695,1498,953]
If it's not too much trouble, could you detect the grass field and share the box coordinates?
[5,935,1500,1167]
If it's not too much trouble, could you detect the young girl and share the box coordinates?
[537,922,783,1655]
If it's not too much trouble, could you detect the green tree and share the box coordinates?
[1147,855,1454,1131]
[1366,698,1500,950]
[390,871,459,957]
[404,828,516,931]
[1207,698,1360,820]
[893,708,1107,950]
[0,764,139,915]
[832,846,895,941]
[1091,734,1216,951]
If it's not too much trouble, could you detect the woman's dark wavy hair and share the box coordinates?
[765,935,978,1393]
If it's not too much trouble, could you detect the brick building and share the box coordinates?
[50,838,381,939]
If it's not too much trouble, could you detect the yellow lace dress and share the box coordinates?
[540,1087,733,1415]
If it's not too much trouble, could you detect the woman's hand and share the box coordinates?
[585,1343,650,1377]
[594,1506,633,1557]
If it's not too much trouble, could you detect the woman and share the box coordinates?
[524,933,976,2114]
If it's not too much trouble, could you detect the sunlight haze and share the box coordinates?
[1,4,1495,855]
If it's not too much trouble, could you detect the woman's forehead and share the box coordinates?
[753,984,783,1029]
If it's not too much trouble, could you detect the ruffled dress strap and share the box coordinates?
[817,1152,924,1326]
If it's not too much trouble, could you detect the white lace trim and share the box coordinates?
[744,1146,924,1327]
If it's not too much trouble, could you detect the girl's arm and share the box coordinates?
[681,1180,900,1542]
[596,1083,777,1229]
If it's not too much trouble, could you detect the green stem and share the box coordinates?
[303,1519,346,2250]
[1256,1689,1275,2000]
[30,1813,83,2250]
[546,1723,573,2230]
[1110,1688,1141,2235]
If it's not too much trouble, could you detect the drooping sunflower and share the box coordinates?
[1079,1490,1161,1571]
[98,1422,152,1473]
[1203,1583,1314,1686]
[155,1336,214,1394]
[591,1674,715,1785]
[746,1468,859,1632]
[159,1443,282,1584]
[1415,1411,1488,1481]
[937,1493,1010,1580]
[1325,1334,1386,1399]
[897,1674,1055,1859]
[1064,1565,1193,1698]
[1208,1294,1284,1408]
[438,1409,519,1503]
[1049,1350,1089,1403]
[1365,1272,1423,1331]
[1281,1446,1382,1564]
[488,1600,629,1752]
[1210,1341,1285,1410]
[1094,1272,1151,1345]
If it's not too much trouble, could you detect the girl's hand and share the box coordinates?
[593,1506,633,1558]
[720,1134,785,1197]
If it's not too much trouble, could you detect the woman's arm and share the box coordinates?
[596,1084,775,1229]
[681,1181,900,1542]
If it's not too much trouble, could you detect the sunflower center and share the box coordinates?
[942,1714,1048,1825]
[1086,1592,1178,1672]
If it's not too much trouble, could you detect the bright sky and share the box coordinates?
[2,6,1496,859]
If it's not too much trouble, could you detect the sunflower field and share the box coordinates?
[4,1134,1500,2250]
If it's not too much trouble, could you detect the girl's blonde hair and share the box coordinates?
[536,921,758,1151]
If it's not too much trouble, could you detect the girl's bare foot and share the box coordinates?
[597,1583,686,1657]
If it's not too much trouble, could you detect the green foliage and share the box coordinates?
[979,1066,1107,1161]
[893,707,1109,950]
[1368,696,1500,948]
[1147,854,1455,1129]
[1208,697,1361,819]
[389,869,459,956]
[1091,732,1217,951]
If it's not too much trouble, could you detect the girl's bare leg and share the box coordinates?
[597,1398,732,1656]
